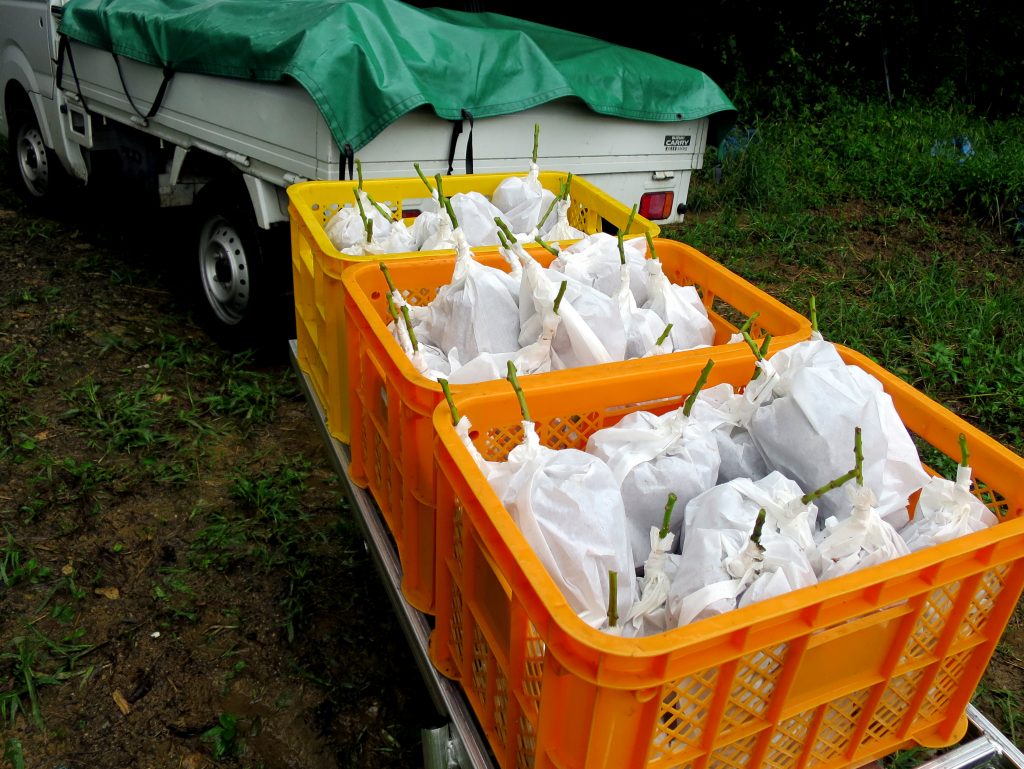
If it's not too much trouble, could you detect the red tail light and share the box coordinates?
[638,191,674,221]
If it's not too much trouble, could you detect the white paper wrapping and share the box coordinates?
[485,421,637,628]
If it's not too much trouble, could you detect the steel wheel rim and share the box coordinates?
[17,124,49,198]
[199,215,249,325]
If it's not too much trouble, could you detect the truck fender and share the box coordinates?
[241,174,290,230]
[3,60,88,181]
[1,50,45,139]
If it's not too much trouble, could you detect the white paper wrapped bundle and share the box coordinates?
[491,161,557,235]
[900,463,998,552]
[614,260,665,359]
[748,337,930,527]
[540,198,587,242]
[416,231,521,361]
[817,484,911,580]
[383,287,450,381]
[550,233,648,302]
[448,192,507,246]
[641,258,715,351]
[586,362,723,564]
[485,420,637,628]
[625,525,683,635]
[667,515,816,628]
[691,380,772,483]
[682,470,819,557]
[325,188,395,251]
[516,250,627,369]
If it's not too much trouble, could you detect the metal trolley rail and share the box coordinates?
[289,341,1024,769]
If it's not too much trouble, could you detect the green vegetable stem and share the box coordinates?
[645,231,658,260]
[505,361,531,422]
[738,311,761,336]
[958,432,970,468]
[552,280,568,315]
[810,295,819,333]
[682,359,715,417]
[607,570,618,629]
[741,330,773,380]
[414,162,434,193]
[379,263,418,352]
[617,232,626,265]
[354,190,372,242]
[655,323,674,347]
[532,123,540,165]
[660,493,678,540]
[535,236,560,257]
[750,508,767,551]
[438,378,459,426]
[625,203,638,235]
[365,190,397,222]
[356,158,364,189]
[494,217,517,244]
[800,427,864,505]
[442,195,460,230]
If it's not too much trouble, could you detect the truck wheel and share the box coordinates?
[7,107,69,207]
[193,180,293,355]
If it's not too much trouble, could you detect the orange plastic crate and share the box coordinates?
[288,171,657,445]
[429,344,1024,769]
[343,238,813,613]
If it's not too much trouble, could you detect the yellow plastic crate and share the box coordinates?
[430,345,1024,769]
[288,171,657,444]
[343,239,813,613]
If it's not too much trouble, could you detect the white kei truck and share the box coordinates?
[0,0,735,350]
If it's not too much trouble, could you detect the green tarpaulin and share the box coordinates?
[60,0,736,152]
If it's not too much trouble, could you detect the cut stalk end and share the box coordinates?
[607,570,618,629]
[439,379,459,426]
[379,262,398,294]
[414,162,433,193]
[751,508,767,548]
[958,432,970,468]
[660,493,678,540]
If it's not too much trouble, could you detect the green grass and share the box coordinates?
[673,97,1024,455]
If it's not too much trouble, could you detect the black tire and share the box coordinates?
[192,178,294,357]
[6,104,71,208]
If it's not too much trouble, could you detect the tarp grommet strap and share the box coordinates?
[462,109,474,175]
[55,34,92,115]
[446,109,474,176]
[112,52,175,122]
[342,144,355,180]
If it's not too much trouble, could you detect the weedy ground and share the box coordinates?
[2,96,1024,768]
[0,161,431,768]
